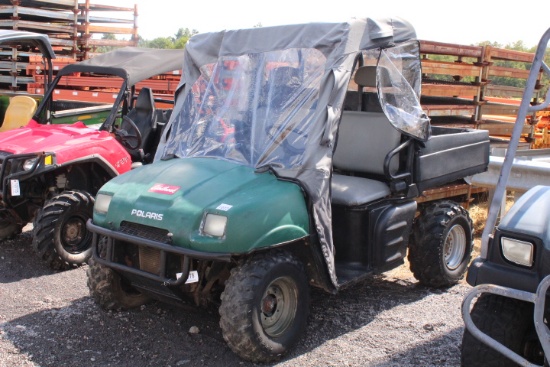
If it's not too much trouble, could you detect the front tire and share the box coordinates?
[87,256,150,311]
[408,200,473,287]
[461,294,543,366]
[219,250,310,363]
[32,190,94,270]
[0,220,21,241]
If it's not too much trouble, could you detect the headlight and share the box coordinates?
[22,155,53,171]
[202,213,227,238]
[501,237,534,267]
[95,193,113,214]
[23,158,38,171]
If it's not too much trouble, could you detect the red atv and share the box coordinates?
[0,46,184,270]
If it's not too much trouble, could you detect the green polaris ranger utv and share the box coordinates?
[86,17,489,362]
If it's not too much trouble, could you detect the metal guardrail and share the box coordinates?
[468,149,550,193]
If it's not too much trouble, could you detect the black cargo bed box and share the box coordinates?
[414,126,490,191]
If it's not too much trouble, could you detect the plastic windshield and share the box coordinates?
[378,41,430,141]
[165,48,325,168]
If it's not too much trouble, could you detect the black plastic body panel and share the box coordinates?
[467,257,541,293]
[332,199,416,274]
[466,229,550,294]
[415,126,489,191]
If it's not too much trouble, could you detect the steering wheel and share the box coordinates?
[114,116,142,151]
[266,123,308,156]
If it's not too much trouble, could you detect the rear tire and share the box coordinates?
[219,250,310,363]
[408,200,473,287]
[461,294,543,367]
[32,190,94,270]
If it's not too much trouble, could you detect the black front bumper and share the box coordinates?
[0,152,55,202]
[467,257,541,294]
[87,219,232,286]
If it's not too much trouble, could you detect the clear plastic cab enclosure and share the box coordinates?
[160,40,428,169]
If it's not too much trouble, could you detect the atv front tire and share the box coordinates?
[0,220,21,241]
[87,255,150,311]
[461,294,543,366]
[33,190,94,270]
[219,250,310,363]
[408,200,473,287]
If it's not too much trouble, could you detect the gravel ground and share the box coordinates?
[0,228,472,367]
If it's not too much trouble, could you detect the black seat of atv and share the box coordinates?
[124,87,156,160]
[331,66,401,206]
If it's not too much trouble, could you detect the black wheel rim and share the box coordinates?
[61,215,90,254]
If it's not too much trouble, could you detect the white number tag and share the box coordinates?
[176,270,199,284]
[10,180,20,196]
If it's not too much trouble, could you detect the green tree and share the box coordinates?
[96,33,117,53]
[172,28,198,49]
[488,40,532,90]
[144,37,175,49]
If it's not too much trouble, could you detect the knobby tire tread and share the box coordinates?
[32,190,94,270]
[408,200,473,287]
[461,294,534,367]
[219,250,309,363]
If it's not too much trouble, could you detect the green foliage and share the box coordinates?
[477,41,502,47]
[490,40,538,91]
[139,27,199,49]
[145,37,174,49]
[95,33,118,53]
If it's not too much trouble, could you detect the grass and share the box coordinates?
[469,194,516,254]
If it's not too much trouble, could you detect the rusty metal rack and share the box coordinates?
[28,70,181,106]
[78,0,138,59]
[420,40,549,149]
[0,0,79,57]
[0,0,139,92]
[0,0,137,57]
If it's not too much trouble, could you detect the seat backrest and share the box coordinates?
[354,66,377,88]
[125,87,156,156]
[333,65,401,176]
[0,96,37,132]
[333,111,401,175]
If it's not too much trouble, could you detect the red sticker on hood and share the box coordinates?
[148,183,181,195]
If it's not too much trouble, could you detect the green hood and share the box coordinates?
[94,157,310,253]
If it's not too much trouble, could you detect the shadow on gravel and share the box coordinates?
[282,274,441,362]
[366,327,463,367]
[0,232,54,283]
[1,270,447,367]
[1,297,259,367]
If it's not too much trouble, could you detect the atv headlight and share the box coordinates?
[501,237,534,267]
[22,157,38,171]
[202,213,227,238]
[23,155,53,171]
[95,193,113,214]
